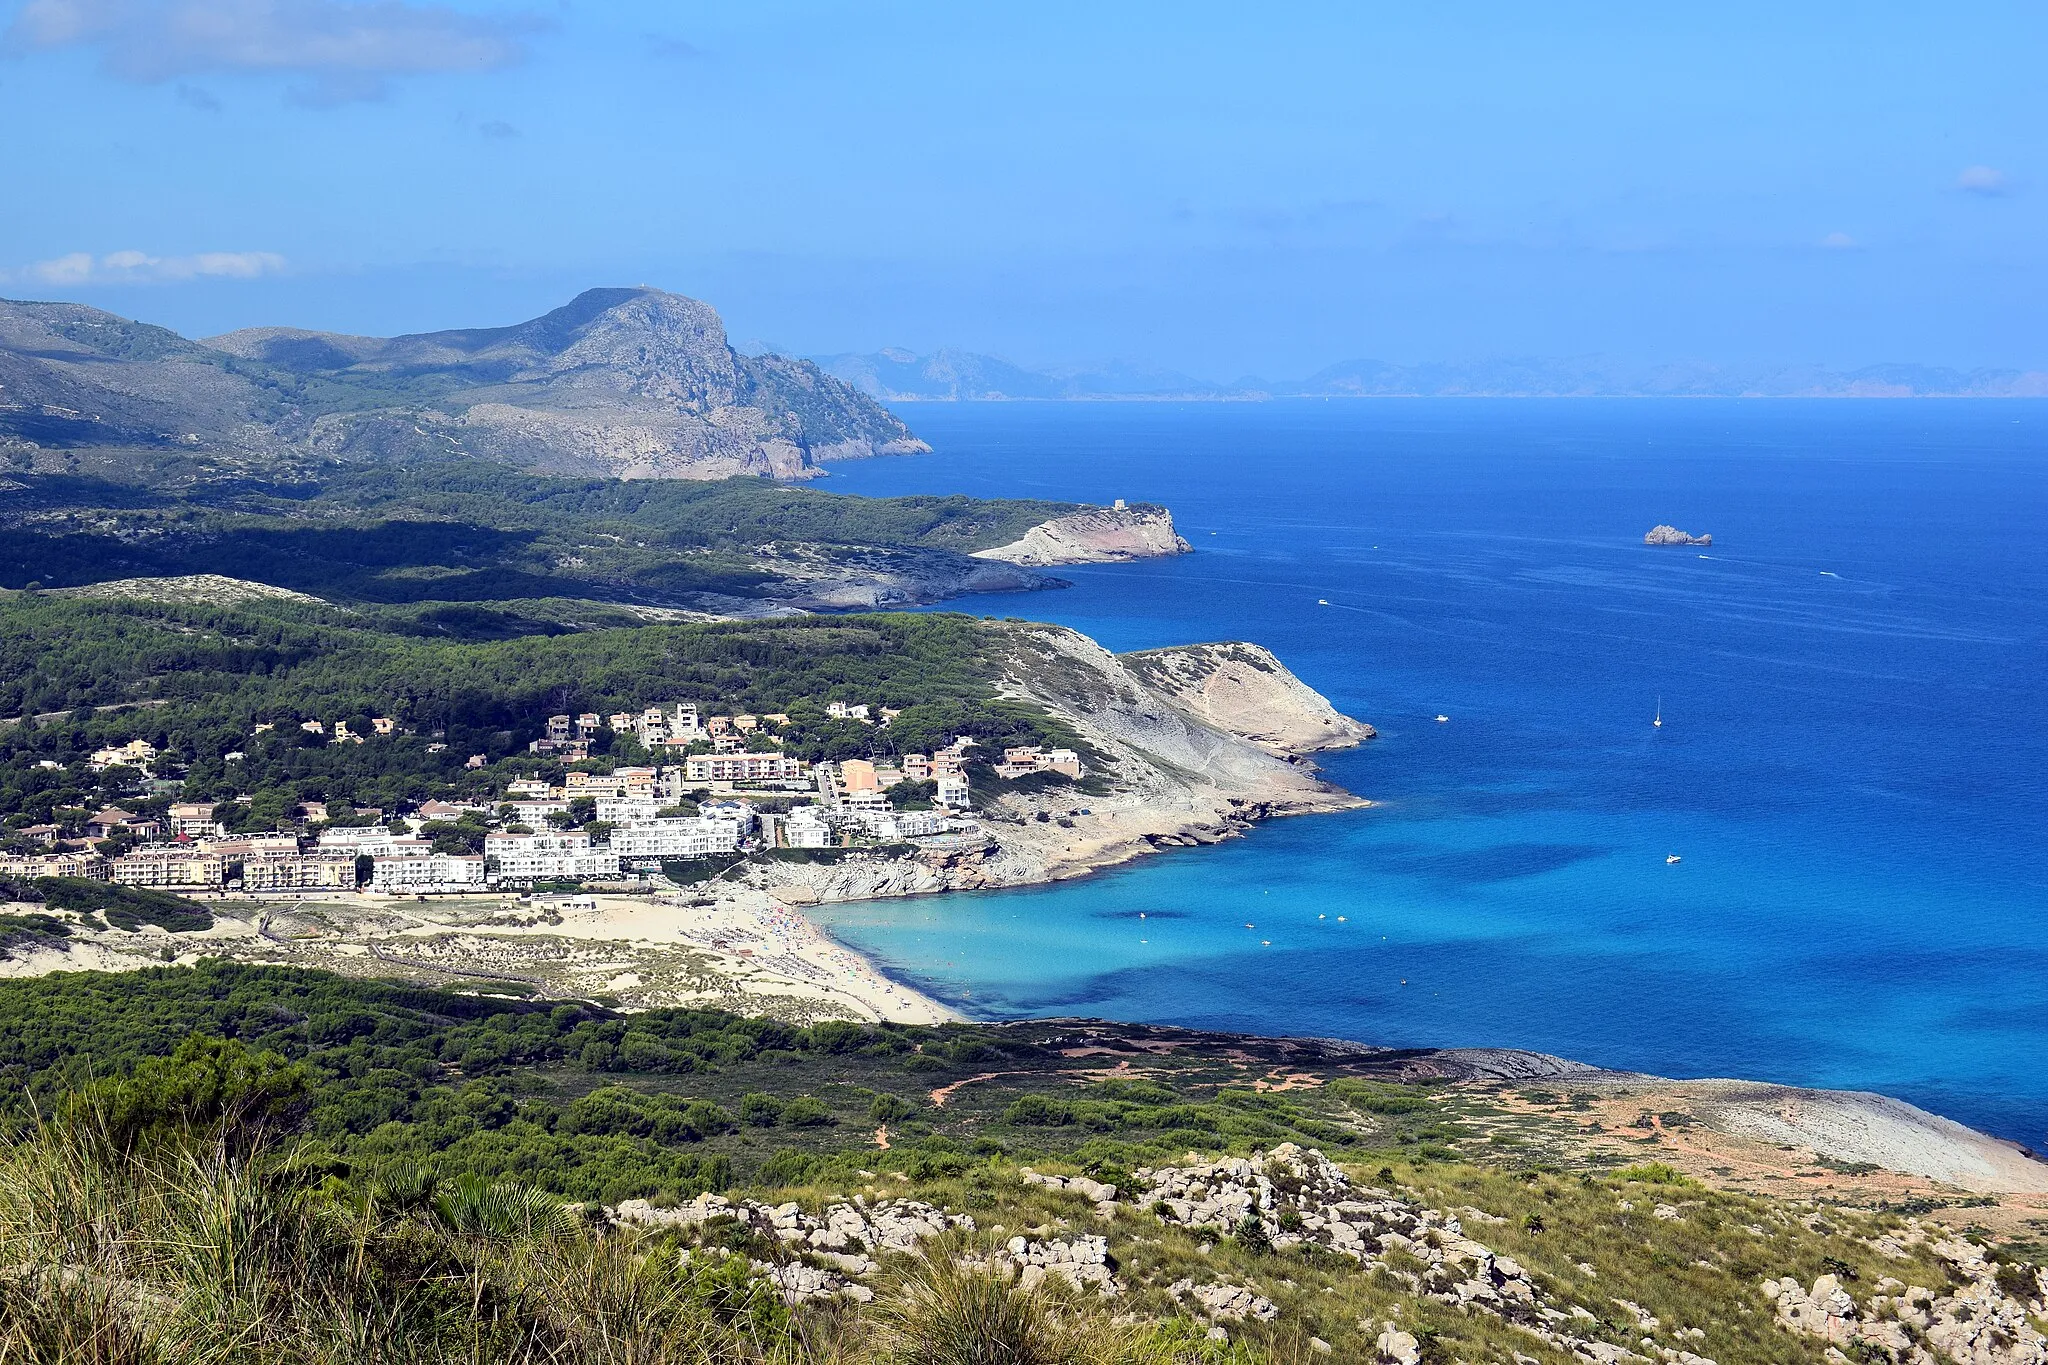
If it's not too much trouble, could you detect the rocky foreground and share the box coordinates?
[611,1143,2048,1364]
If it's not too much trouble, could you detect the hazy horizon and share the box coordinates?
[4,1,2043,375]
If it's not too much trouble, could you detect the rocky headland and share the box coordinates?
[1645,524,1713,546]
[970,504,1192,566]
[753,623,1370,907]
[1119,640,1376,755]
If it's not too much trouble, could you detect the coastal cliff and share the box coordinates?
[753,623,1368,905]
[1118,641,1375,756]
[971,503,1192,566]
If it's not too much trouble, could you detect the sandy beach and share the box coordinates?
[0,884,957,1026]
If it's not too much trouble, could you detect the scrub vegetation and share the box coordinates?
[0,964,2040,1364]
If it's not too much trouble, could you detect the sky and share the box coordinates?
[2,1,2043,377]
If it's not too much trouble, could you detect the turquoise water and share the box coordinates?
[815,401,2048,1146]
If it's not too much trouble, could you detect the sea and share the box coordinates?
[813,400,2048,1148]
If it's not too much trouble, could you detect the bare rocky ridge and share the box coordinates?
[206,287,926,480]
[1,288,922,482]
[1119,641,1375,756]
[970,504,1193,566]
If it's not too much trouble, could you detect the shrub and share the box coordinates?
[33,876,212,933]
[780,1096,835,1128]
[1002,1094,1074,1127]
[870,1092,916,1124]
[739,1091,784,1127]
[754,1148,823,1187]
[1329,1078,1434,1115]
[1615,1162,1697,1187]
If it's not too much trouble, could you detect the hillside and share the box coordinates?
[1,287,921,484]
[1,290,1201,615]
[0,963,2041,1364]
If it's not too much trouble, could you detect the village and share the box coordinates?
[1,700,1087,900]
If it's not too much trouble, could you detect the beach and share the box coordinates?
[0,884,957,1026]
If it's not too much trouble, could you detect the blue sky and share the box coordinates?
[2,1,2041,375]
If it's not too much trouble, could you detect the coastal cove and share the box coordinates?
[813,400,2048,1149]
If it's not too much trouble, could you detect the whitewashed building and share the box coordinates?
[372,852,487,894]
[485,830,619,884]
[683,753,807,785]
[609,817,742,864]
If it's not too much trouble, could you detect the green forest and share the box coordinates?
[0,962,1366,1204]
[0,463,1079,606]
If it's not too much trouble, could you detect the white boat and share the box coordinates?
[1317,599,1330,605]
[1435,714,1449,723]
[1653,696,1662,729]
[1666,854,1682,865]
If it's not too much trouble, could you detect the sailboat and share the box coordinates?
[1653,696,1663,729]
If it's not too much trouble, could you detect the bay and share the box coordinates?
[815,400,2048,1146]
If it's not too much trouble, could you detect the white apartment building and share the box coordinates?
[595,795,665,824]
[485,830,619,884]
[317,826,402,853]
[683,753,807,785]
[371,852,487,894]
[847,808,948,841]
[609,817,742,863]
[766,807,834,849]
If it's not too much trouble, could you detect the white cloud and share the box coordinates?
[1819,231,1859,250]
[4,0,535,104]
[1955,165,2010,196]
[3,249,287,286]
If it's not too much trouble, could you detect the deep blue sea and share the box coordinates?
[814,401,2048,1147]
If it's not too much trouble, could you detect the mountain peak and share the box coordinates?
[7,289,929,481]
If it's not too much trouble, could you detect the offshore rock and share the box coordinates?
[1644,525,1712,546]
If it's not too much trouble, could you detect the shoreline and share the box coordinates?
[0,884,960,1026]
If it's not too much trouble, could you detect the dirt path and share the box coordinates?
[928,1071,1036,1108]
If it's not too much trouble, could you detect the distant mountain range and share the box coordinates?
[815,348,2048,400]
[810,348,1245,401]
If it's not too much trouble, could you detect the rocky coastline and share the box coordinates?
[749,625,1371,908]
[971,503,1193,566]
